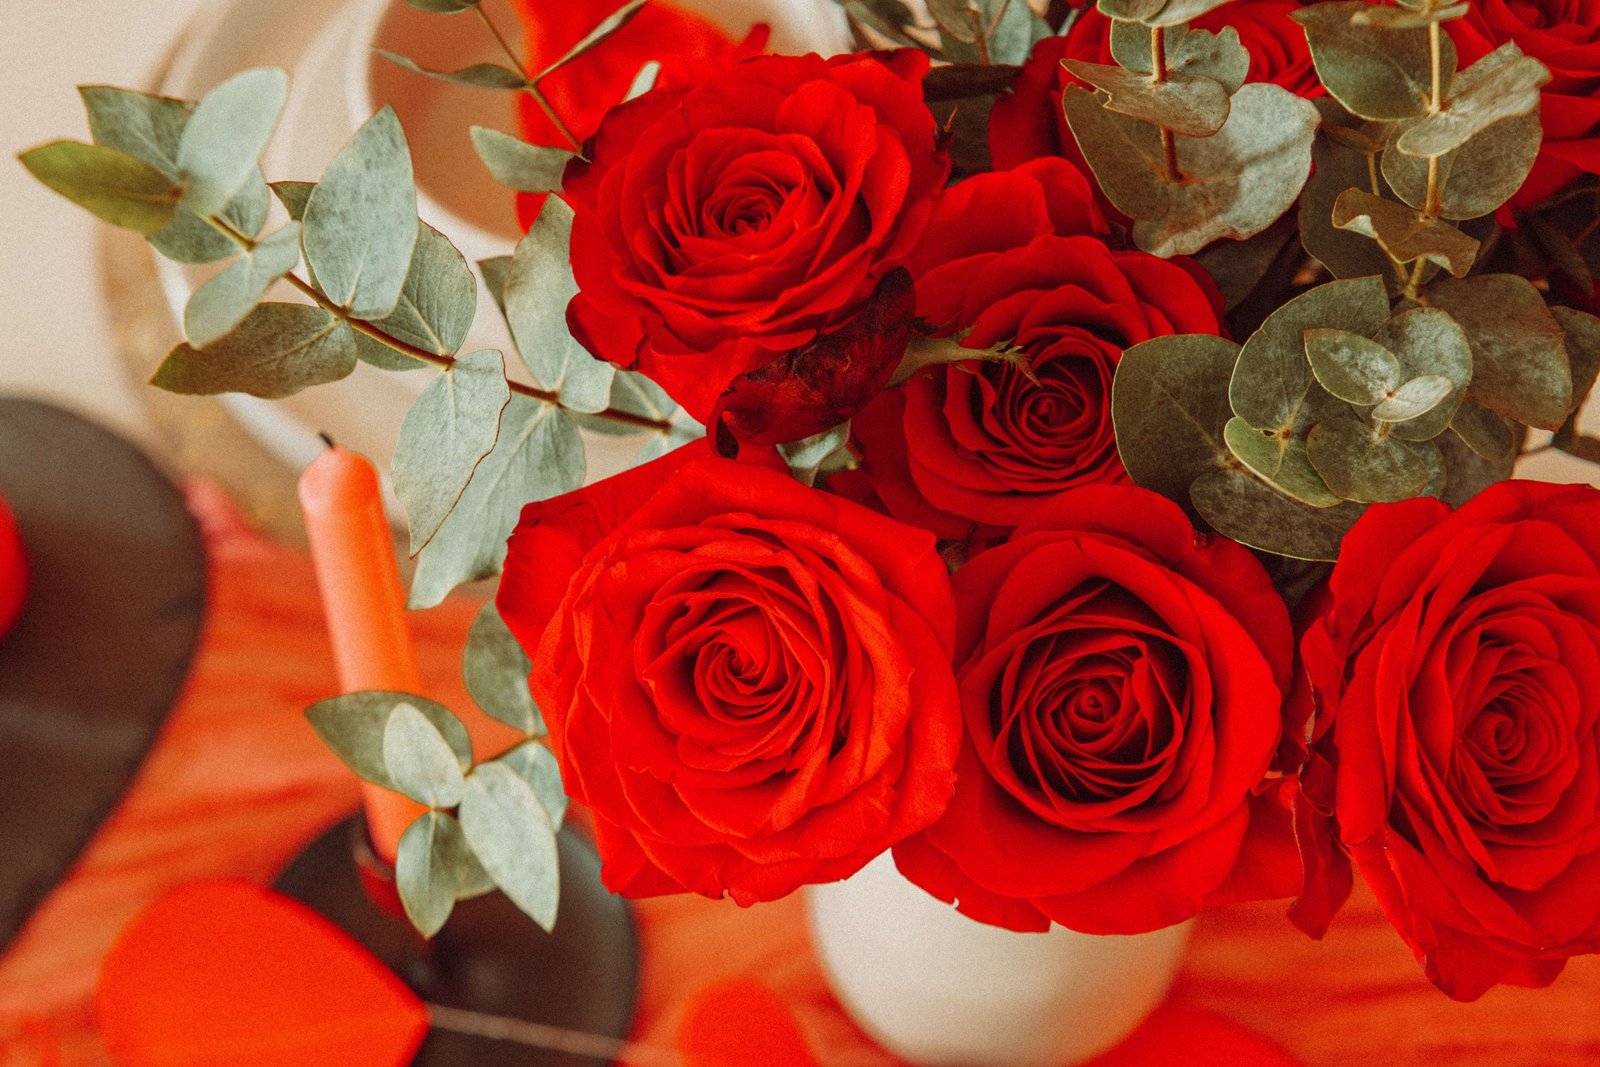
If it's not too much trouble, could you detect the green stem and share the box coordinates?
[1151,25,1181,183]
[473,4,585,154]
[199,214,671,434]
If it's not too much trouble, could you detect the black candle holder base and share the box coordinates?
[274,816,639,1066]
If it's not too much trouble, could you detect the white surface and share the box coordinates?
[1,1,208,444]
[806,852,1191,1067]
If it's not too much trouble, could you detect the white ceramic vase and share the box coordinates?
[806,853,1191,1067]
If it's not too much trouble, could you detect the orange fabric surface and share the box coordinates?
[2,482,1600,1066]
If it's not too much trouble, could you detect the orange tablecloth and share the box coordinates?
[2,483,1599,1066]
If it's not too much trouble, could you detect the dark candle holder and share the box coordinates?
[275,816,640,1066]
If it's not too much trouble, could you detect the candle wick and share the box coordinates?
[317,432,336,449]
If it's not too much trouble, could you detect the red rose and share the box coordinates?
[563,51,949,431]
[1448,3,1600,208]
[1293,481,1600,1000]
[851,158,1222,541]
[990,3,1324,173]
[0,493,26,639]
[894,485,1298,934]
[497,442,964,904]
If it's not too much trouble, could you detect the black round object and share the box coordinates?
[274,816,640,1066]
[0,398,206,951]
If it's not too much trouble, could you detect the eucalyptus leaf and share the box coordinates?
[536,0,649,81]
[302,106,419,320]
[1299,103,1399,282]
[1190,466,1365,561]
[464,600,544,735]
[1306,418,1431,502]
[409,397,585,608]
[1097,0,1167,21]
[1331,187,1478,277]
[304,690,472,792]
[1111,333,1240,518]
[1304,327,1401,405]
[1371,374,1454,423]
[1293,2,1455,121]
[1396,45,1549,159]
[80,85,190,176]
[575,370,678,437]
[459,762,560,932]
[1230,276,1389,434]
[382,701,468,808]
[150,303,357,399]
[393,350,511,554]
[1192,216,1297,313]
[1383,111,1541,220]
[626,61,662,101]
[402,0,480,11]
[504,198,614,413]
[183,221,301,347]
[148,175,271,265]
[478,255,514,314]
[176,68,288,217]
[779,421,852,478]
[984,0,1048,66]
[1223,417,1341,507]
[1064,83,1319,257]
[470,127,575,193]
[1141,0,1240,24]
[271,180,314,220]
[497,742,568,829]
[368,222,478,357]
[1427,274,1571,430]
[1369,306,1473,441]
[1553,306,1600,425]
[1350,2,1469,28]
[1060,60,1230,138]
[19,141,181,235]
[376,50,529,90]
[355,334,425,372]
[1109,23,1249,95]
[395,812,468,940]
[1450,400,1515,461]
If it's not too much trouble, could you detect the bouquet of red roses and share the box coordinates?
[25,0,1600,1004]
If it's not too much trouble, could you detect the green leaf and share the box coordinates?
[393,350,511,554]
[1192,216,1297,313]
[19,141,180,235]
[1306,418,1431,502]
[1350,2,1469,28]
[1396,44,1549,159]
[1554,433,1600,465]
[1371,374,1455,423]
[1097,0,1167,21]
[463,600,543,735]
[183,221,302,347]
[1553,305,1600,424]
[302,107,419,320]
[271,179,314,220]
[626,61,662,101]
[382,701,468,808]
[478,255,513,315]
[1059,60,1230,138]
[1369,306,1473,440]
[984,0,1049,67]
[1223,417,1341,507]
[1304,327,1401,405]
[575,370,678,437]
[355,334,425,373]
[469,127,575,193]
[148,176,271,264]
[1230,276,1389,433]
[176,69,288,217]
[1438,426,1513,505]
[504,198,614,413]
[1190,467,1365,561]
[1293,1,1455,121]
[535,0,649,81]
[367,222,478,357]
[1331,188,1478,277]
[409,397,585,608]
[303,691,472,791]
[1298,101,1399,282]
[1065,83,1319,257]
[1427,274,1571,430]
[375,50,529,91]
[395,812,469,940]
[1109,23,1249,95]
[1141,0,1240,23]
[779,422,852,474]
[1111,333,1241,519]
[1383,111,1541,221]
[402,0,480,11]
[459,762,560,932]
[1450,400,1515,461]
[150,303,357,399]
[79,85,190,176]
[497,742,567,829]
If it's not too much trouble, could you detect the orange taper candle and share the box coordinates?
[298,443,428,864]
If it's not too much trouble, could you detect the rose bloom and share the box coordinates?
[563,51,949,428]
[1293,481,1600,1000]
[0,493,25,638]
[990,2,1322,173]
[894,485,1298,934]
[1448,2,1600,208]
[497,442,963,904]
[849,158,1222,541]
